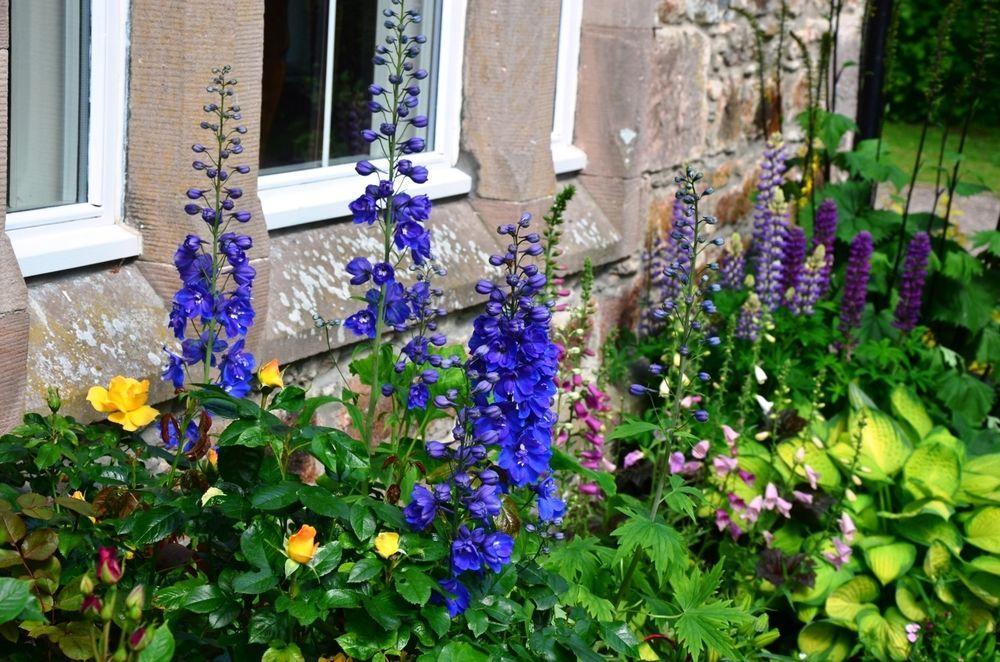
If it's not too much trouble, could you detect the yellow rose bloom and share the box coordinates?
[286,524,319,564]
[86,376,159,432]
[374,531,400,559]
[258,359,284,389]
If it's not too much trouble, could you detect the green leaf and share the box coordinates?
[888,385,933,441]
[262,643,305,662]
[20,529,58,561]
[183,584,226,614]
[797,622,852,662]
[972,230,1000,257]
[308,542,342,577]
[350,502,376,541]
[299,486,349,519]
[942,250,983,284]
[966,507,1000,553]
[138,625,176,662]
[249,610,282,644]
[599,622,639,657]
[436,641,488,662]
[422,604,451,638]
[563,584,614,620]
[251,482,301,511]
[347,557,382,583]
[395,566,437,606]
[612,508,683,579]
[126,507,184,546]
[16,493,54,520]
[0,578,33,625]
[270,386,306,413]
[864,543,917,585]
[232,569,278,595]
[322,588,361,609]
[668,564,750,660]
[607,420,659,441]
[903,439,961,501]
[938,371,995,426]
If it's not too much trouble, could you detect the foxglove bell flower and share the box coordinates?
[893,231,931,332]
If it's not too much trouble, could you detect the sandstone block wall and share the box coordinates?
[0,0,859,423]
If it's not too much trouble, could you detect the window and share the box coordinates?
[258,0,470,230]
[5,0,137,277]
[551,0,586,174]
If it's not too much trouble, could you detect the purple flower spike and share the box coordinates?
[837,231,874,354]
[813,199,839,297]
[893,232,931,332]
[781,225,807,305]
[751,135,790,313]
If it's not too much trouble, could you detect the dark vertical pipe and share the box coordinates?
[855,0,894,144]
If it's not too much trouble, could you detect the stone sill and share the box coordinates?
[22,177,623,420]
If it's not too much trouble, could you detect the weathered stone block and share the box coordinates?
[0,0,8,50]
[0,309,28,430]
[576,174,644,259]
[264,199,504,362]
[25,265,174,418]
[583,0,660,29]
[462,1,559,201]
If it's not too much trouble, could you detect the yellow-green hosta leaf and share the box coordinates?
[966,600,997,633]
[924,540,953,580]
[967,555,1000,576]
[777,441,842,489]
[895,582,928,621]
[889,385,933,441]
[825,575,879,629]
[881,498,954,521]
[893,515,963,555]
[856,607,911,662]
[831,409,911,481]
[922,427,962,450]
[903,441,961,501]
[960,455,1000,504]
[797,622,852,662]
[864,542,917,585]
[796,605,819,624]
[958,570,1000,607]
[965,507,1000,553]
[793,563,849,606]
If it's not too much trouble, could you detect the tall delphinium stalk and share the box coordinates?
[163,67,257,448]
[641,197,693,336]
[621,166,724,600]
[812,198,839,297]
[893,232,931,332]
[837,231,874,355]
[327,0,435,445]
[404,215,562,617]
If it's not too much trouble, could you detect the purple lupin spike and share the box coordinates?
[893,232,931,332]
[837,231,874,354]
[812,199,839,297]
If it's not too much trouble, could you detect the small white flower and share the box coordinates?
[754,365,767,384]
[755,394,774,415]
[658,379,671,397]
[794,447,806,463]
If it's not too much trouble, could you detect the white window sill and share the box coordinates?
[260,158,472,231]
[7,220,141,278]
[552,142,587,175]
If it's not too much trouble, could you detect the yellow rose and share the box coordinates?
[286,524,319,564]
[374,531,400,559]
[258,359,284,389]
[71,490,96,523]
[86,376,159,432]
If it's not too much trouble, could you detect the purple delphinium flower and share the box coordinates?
[837,231,874,354]
[812,198,839,297]
[780,225,807,305]
[641,197,695,335]
[751,135,790,312]
[893,232,931,332]
[162,67,255,397]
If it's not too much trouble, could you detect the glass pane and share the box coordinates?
[261,0,330,173]
[260,0,439,175]
[7,0,90,213]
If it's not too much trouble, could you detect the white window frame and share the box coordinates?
[551,0,586,174]
[5,0,139,278]
[259,0,471,231]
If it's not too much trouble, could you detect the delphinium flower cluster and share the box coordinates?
[403,216,563,616]
[629,167,725,509]
[640,197,695,336]
[893,231,931,332]
[313,1,438,442]
[162,67,256,450]
[837,231,874,354]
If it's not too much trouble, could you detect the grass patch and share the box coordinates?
[881,122,1000,193]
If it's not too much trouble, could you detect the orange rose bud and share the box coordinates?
[258,359,284,389]
[286,524,319,564]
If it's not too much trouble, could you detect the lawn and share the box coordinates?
[882,121,1000,192]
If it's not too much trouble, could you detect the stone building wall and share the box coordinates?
[0,0,860,427]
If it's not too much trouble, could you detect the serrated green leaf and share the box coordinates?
[395,566,436,606]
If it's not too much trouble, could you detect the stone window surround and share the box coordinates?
[0,0,858,430]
